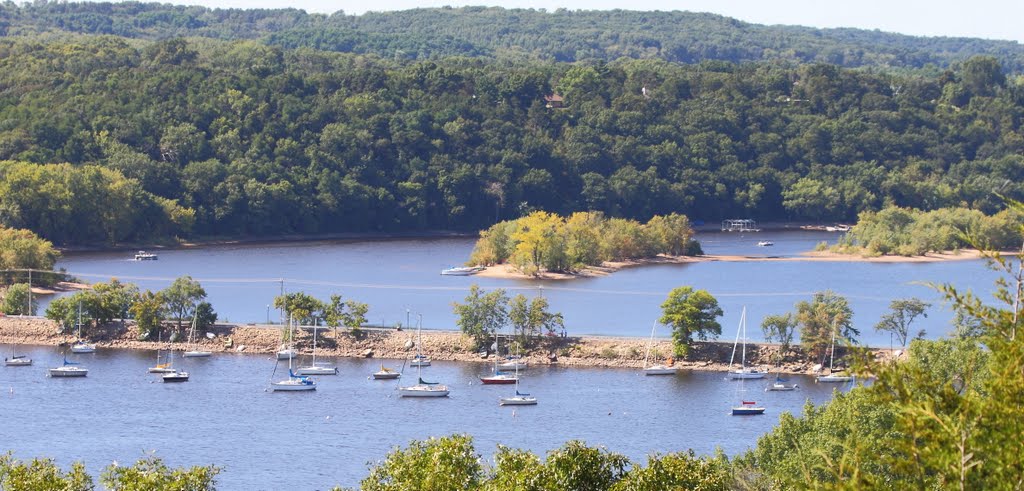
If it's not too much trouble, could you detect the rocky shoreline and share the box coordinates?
[0,317,888,375]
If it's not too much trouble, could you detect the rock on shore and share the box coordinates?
[0,317,880,375]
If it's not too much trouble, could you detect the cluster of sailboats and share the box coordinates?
[643,307,856,416]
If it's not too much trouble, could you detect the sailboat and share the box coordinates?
[182,310,211,358]
[727,307,765,379]
[70,300,96,354]
[295,324,337,375]
[161,348,189,382]
[271,317,316,391]
[765,375,799,391]
[642,320,677,376]
[372,362,401,380]
[407,315,431,367]
[4,346,32,367]
[398,315,448,397]
[481,330,517,384]
[817,319,853,383]
[49,354,88,377]
[148,330,175,373]
[499,354,536,406]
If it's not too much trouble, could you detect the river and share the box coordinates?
[51,231,1002,347]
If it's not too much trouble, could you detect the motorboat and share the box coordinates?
[731,400,766,415]
[134,250,158,260]
[440,266,484,276]
[756,240,774,247]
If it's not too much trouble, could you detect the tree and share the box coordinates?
[100,456,219,491]
[194,301,217,331]
[510,211,566,275]
[273,292,324,325]
[508,293,564,347]
[658,286,723,357]
[0,283,34,315]
[761,313,798,364]
[160,276,206,332]
[452,285,508,350]
[44,294,79,331]
[361,435,482,491]
[875,298,930,348]
[612,450,732,491]
[128,290,164,340]
[0,454,93,491]
[91,279,140,325]
[322,294,369,333]
[795,290,856,361]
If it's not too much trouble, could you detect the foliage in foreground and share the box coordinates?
[354,435,731,491]
[0,454,218,491]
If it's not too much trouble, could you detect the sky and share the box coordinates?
[161,0,1024,43]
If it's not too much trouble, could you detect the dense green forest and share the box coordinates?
[0,34,1022,244]
[2,3,1024,71]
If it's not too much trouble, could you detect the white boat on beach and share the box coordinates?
[440,266,484,276]
[134,250,158,260]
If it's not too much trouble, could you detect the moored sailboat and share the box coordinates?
[499,350,536,406]
[49,355,88,377]
[295,324,337,375]
[70,301,96,354]
[271,318,316,392]
[642,320,677,376]
[727,308,765,380]
[4,345,32,366]
[182,311,211,358]
[399,315,448,397]
[817,320,853,383]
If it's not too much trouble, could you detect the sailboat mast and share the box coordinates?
[829,319,837,371]
[740,308,747,370]
[643,320,657,367]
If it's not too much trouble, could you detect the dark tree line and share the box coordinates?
[0,33,1022,245]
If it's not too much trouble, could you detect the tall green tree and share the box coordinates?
[761,313,799,364]
[128,290,164,340]
[658,286,723,357]
[322,294,369,332]
[874,298,930,348]
[452,285,509,350]
[795,290,856,361]
[273,291,324,325]
[0,283,34,315]
[508,293,564,347]
[160,275,206,332]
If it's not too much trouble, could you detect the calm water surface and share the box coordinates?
[6,231,1003,488]
[52,231,1001,346]
[1,345,847,489]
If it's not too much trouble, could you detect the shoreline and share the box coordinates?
[0,317,890,376]
[474,249,998,280]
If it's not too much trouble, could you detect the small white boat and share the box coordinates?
[642,321,678,376]
[440,266,484,276]
[766,377,799,391]
[183,313,211,357]
[182,350,212,358]
[49,358,88,377]
[372,364,401,380]
[271,370,317,391]
[398,380,449,397]
[500,390,538,406]
[5,355,32,367]
[727,309,766,379]
[162,370,189,382]
[134,250,158,260]
[70,302,95,353]
[817,319,852,383]
[399,314,447,397]
[497,357,527,371]
[731,400,766,415]
[409,353,431,367]
[294,325,337,375]
[756,240,774,247]
[276,348,298,360]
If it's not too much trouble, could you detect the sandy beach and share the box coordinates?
[0,317,890,375]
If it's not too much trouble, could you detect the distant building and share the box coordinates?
[544,94,565,108]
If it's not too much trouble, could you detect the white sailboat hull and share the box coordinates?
[70,344,96,354]
[728,370,766,379]
[409,358,431,367]
[5,357,32,367]
[162,371,190,382]
[148,366,175,373]
[499,396,537,406]
[497,361,527,371]
[398,384,449,397]
[373,371,401,380]
[295,366,337,375]
[816,375,853,383]
[643,365,678,376]
[183,351,212,358]
[276,349,297,360]
[49,367,88,377]
[766,383,798,391]
[271,379,317,391]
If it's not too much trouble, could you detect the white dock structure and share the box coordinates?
[721,219,761,232]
